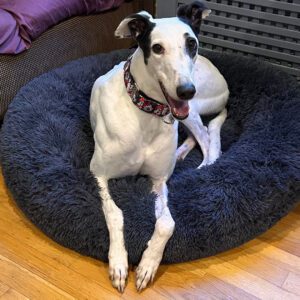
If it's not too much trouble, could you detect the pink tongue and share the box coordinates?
[167,96,189,119]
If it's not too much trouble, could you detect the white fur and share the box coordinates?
[90,11,228,292]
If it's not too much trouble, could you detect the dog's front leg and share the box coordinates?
[178,112,210,168]
[136,179,175,291]
[96,177,128,293]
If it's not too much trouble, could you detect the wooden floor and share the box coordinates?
[0,172,299,300]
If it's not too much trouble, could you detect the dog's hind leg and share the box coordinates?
[96,177,128,293]
[207,108,227,165]
[136,180,175,291]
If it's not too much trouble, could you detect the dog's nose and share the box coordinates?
[176,83,196,100]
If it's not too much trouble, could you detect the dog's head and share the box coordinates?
[115,1,211,120]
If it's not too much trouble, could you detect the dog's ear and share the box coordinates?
[177,1,211,35]
[115,11,154,39]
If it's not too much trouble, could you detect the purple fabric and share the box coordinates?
[0,0,124,54]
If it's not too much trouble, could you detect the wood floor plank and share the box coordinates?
[0,254,74,299]
[282,272,300,296]
[0,203,79,267]
[218,247,289,286]
[241,240,300,275]
[190,257,299,300]
[258,210,300,257]
[192,273,259,300]
[0,231,120,300]
[0,282,10,297]
[0,289,29,300]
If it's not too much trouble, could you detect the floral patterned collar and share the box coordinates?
[123,57,171,119]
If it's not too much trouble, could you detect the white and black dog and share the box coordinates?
[90,1,228,292]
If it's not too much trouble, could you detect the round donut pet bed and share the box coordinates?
[0,49,299,264]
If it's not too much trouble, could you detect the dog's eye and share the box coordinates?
[187,38,197,51]
[152,44,164,54]
[186,38,198,57]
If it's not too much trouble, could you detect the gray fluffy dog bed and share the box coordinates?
[0,49,299,264]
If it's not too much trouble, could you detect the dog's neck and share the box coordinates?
[130,48,167,105]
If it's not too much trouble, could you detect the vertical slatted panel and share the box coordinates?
[177,0,300,78]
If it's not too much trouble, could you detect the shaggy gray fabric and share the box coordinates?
[0,49,299,264]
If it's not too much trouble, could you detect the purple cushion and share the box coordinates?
[0,0,124,54]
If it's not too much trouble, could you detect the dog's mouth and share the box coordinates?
[159,82,189,120]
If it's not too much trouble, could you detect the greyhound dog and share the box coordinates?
[90,1,228,292]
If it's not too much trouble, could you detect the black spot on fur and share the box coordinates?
[127,14,156,64]
[184,33,198,58]
[177,1,209,35]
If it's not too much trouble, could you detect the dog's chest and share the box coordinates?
[90,65,178,179]
[112,117,177,178]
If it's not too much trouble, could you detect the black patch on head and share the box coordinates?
[127,14,156,64]
[184,33,198,58]
[177,1,209,35]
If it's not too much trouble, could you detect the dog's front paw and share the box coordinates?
[197,158,211,169]
[135,252,161,292]
[109,251,128,293]
[208,149,222,165]
[198,149,223,169]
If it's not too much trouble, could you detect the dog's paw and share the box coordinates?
[198,149,223,169]
[197,158,211,169]
[109,254,128,293]
[208,150,222,165]
[135,257,160,292]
